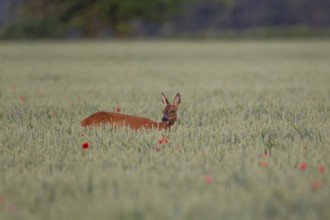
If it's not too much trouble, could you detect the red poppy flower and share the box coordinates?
[81,134,85,137]
[204,175,213,184]
[299,162,307,171]
[176,144,181,148]
[19,96,26,102]
[116,107,121,112]
[154,146,161,151]
[258,161,268,167]
[263,153,269,158]
[318,165,325,173]
[82,142,89,149]
[312,180,322,189]
[0,196,5,205]
[158,138,168,144]
[76,96,81,100]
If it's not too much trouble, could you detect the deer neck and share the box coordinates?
[157,122,171,130]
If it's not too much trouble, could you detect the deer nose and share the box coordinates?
[162,117,169,122]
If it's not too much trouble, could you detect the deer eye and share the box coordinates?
[170,110,175,114]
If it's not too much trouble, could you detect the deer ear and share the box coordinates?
[161,92,170,106]
[173,93,181,106]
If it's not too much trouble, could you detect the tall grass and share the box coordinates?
[0,40,329,220]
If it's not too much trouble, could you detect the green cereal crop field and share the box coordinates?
[0,40,330,220]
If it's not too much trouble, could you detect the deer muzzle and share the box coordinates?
[162,117,169,123]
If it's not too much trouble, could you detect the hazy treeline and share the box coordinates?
[1,0,330,38]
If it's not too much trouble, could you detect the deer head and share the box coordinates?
[161,92,181,126]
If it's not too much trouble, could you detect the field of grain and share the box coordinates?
[0,40,329,220]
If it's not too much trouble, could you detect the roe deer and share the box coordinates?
[81,93,181,130]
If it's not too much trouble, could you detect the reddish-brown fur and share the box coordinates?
[81,93,181,130]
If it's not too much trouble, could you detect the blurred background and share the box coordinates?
[0,0,330,39]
